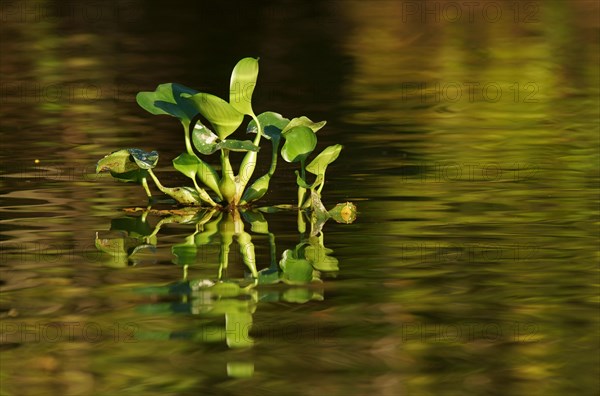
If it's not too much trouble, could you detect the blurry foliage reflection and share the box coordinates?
[94,204,355,372]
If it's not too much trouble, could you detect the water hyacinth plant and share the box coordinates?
[96,57,345,210]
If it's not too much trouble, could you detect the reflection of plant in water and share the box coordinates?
[96,205,355,323]
[95,204,355,377]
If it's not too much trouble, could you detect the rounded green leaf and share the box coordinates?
[183,93,244,140]
[218,139,259,152]
[246,111,290,140]
[281,126,317,163]
[128,148,158,170]
[173,153,201,179]
[230,57,259,116]
[161,186,202,205]
[172,153,221,202]
[240,173,270,204]
[328,202,357,224]
[136,83,199,125]
[96,149,140,174]
[192,123,220,155]
[295,170,323,189]
[281,116,326,134]
[306,144,342,176]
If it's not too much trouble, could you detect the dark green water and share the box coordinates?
[1,1,599,395]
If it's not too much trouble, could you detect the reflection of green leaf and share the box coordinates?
[172,235,197,266]
[282,288,314,304]
[94,234,130,268]
[281,126,317,163]
[229,57,259,116]
[226,312,253,348]
[257,267,280,285]
[183,93,244,140]
[280,248,314,284]
[195,213,222,245]
[305,236,339,272]
[227,362,254,378]
[241,210,269,234]
[110,216,153,238]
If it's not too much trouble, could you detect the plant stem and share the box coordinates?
[192,178,218,207]
[238,114,262,192]
[316,173,325,194]
[219,150,237,205]
[141,177,152,198]
[268,138,281,176]
[182,121,194,155]
[298,158,307,208]
[147,169,167,192]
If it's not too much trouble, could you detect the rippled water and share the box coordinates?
[1,1,599,395]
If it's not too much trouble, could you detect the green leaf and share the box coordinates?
[246,111,289,141]
[173,153,201,179]
[219,139,259,152]
[183,92,244,140]
[128,148,158,170]
[281,126,317,163]
[172,153,221,199]
[295,171,323,189]
[136,83,199,125]
[240,173,270,203]
[281,116,326,134]
[328,202,357,224]
[230,57,259,116]
[306,144,342,176]
[96,149,139,173]
[279,248,314,284]
[191,123,220,155]
[161,186,202,205]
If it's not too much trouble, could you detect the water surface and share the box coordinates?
[1,1,599,395]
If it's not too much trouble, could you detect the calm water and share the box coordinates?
[1,1,599,395]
